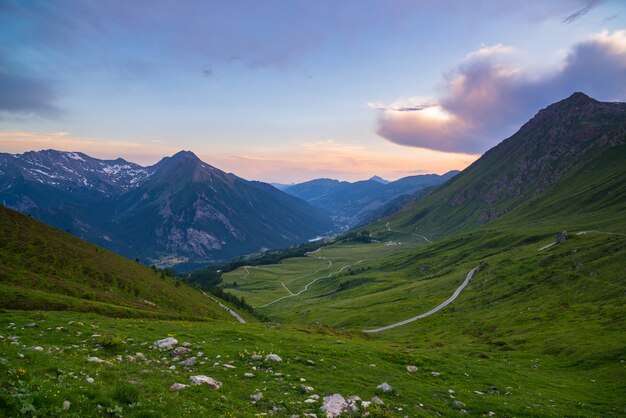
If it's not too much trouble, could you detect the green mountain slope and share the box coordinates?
[0,206,233,320]
[386,92,626,238]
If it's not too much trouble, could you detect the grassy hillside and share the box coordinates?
[0,206,232,320]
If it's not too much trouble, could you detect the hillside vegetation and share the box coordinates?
[0,206,232,320]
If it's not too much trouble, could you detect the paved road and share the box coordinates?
[202,291,246,324]
[362,267,478,333]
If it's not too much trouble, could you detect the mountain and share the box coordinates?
[0,205,233,320]
[369,175,390,184]
[283,171,458,227]
[387,92,626,237]
[0,150,334,270]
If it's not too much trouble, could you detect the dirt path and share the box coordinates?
[362,267,478,333]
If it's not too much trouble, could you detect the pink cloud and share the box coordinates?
[375,30,626,154]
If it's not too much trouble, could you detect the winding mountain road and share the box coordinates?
[362,267,479,333]
[202,291,246,324]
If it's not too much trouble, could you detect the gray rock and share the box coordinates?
[86,377,94,383]
[377,382,394,392]
[347,395,361,403]
[451,400,465,408]
[557,231,568,243]
[169,383,188,392]
[180,356,197,366]
[371,396,384,406]
[153,337,178,350]
[406,365,418,373]
[301,385,314,393]
[182,342,192,348]
[172,347,191,356]
[62,400,71,410]
[321,394,349,418]
[251,354,262,360]
[27,323,37,328]
[33,346,44,352]
[189,375,222,389]
[244,372,254,378]
[251,391,263,402]
[265,353,282,362]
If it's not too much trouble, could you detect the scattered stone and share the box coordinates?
[153,337,178,350]
[251,354,262,360]
[431,371,441,377]
[251,391,263,402]
[361,401,372,409]
[223,364,236,369]
[306,360,315,366]
[377,382,394,392]
[371,396,384,406]
[86,377,94,383]
[474,391,485,396]
[17,353,24,359]
[487,412,496,417]
[62,400,71,410]
[265,354,282,362]
[305,398,317,404]
[451,400,465,408]
[406,365,418,373]
[27,323,37,328]
[189,375,222,389]
[321,394,349,418]
[180,357,197,366]
[135,352,146,360]
[87,356,111,364]
[309,394,320,400]
[347,395,361,403]
[169,383,188,392]
[7,323,15,328]
[33,346,44,352]
[301,385,314,393]
[182,342,192,348]
[168,365,176,370]
[172,347,191,356]
[557,231,569,243]
[244,372,254,378]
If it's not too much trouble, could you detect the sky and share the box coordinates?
[1,0,625,183]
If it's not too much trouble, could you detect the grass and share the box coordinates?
[1,310,623,417]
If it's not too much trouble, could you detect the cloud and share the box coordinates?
[374,30,626,154]
[0,70,60,117]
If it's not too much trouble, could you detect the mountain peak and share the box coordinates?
[170,150,200,161]
[369,175,390,184]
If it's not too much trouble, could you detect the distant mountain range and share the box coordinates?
[0,150,334,270]
[283,171,458,227]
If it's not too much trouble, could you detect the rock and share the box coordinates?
[347,395,361,403]
[361,401,372,409]
[244,372,254,378]
[474,390,485,395]
[251,391,263,402]
[17,353,24,359]
[135,352,146,360]
[451,400,465,408]
[321,394,349,418]
[251,354,262,360]
[305,398,317,404]
[86,377,94,383]
[87,356,110,364]
[62,400,71,410]
[487,412,496,417]
[180,357,197,366]
[153,337,178,350]
[421,264,429,272]
[406,365,418,373]
[431,371,441,377]
[33,346,44,352]
[265,353,282,362]
[172,347,191,356]
[182,342,192,348]
[377,382,394,392]
[27,323,37,328]
[301,385,314,393]
[189,375,222,389]
[309,394,320,400]
[223,364,236,369]
[371,396,384,406]
[168,365,176,370]
[169,383,188,392]
[557,231,568,243]
[306,360,315,366]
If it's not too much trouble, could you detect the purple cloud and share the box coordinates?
[375,30,626,154]
[0,70,60,117]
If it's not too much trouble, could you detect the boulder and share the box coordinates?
[406,365,418,373]
[371,396,384,406]
[377,382,394,392]
[169,383,188,392]
[153,337,178,350]
[62,400,71,410]
[320,394,349,418]
[251,391,263,402]
[179,357,197,366]
[189,375,222,389]
[172,347,191,356]
[265,353,282,362]
[557,231,569,243]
